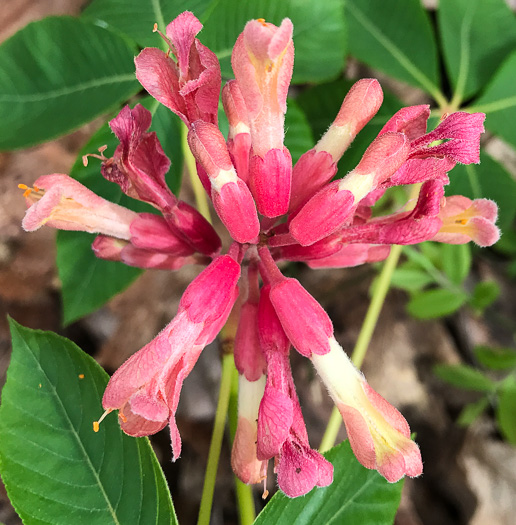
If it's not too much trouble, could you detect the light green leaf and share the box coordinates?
[469,51,516,150]
[284,98,314,164]
[438,0,516,102]
[474,345,516,371]
[390,267,436,292]
[469,281,500,313]
[457,397,489,427]
[83,0,214,49]
[253,441,403,525]
[496,377,516,445]
[407,288,468,319]
[0,319,176,525]
[0,17,140,150]
[200,0,346,83]
[434,363,496,393]
[446,152,516,237]
[345,0,442,101]
[441,244,471,285]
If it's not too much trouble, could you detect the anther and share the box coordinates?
[93,408,113,432]
[82,145,109,167]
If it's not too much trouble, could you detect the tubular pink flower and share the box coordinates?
[255,286,333,496]
[187,120,260,243]
[311,338,423,482]
[232,18,294,217]
[432,196,500,247]
[290,79,383,211]
[21,174,137,238]
[135,12,221,126]
[289,132,410,246]
[102,255,240,458]
[100,104,175,211]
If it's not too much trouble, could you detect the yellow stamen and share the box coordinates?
[93,408,113,432]
[257,18,267,26]
[78,374,84,379]
[18,183,45,200]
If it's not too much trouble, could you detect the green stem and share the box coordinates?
[197,353,234,525]
[228,362,256,525]
[319,243,403,453]
[181,123,212,222]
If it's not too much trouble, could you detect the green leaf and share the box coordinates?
[407,288,468,319]
[253,441,403,525]
[0,319,176,524]
[457,397,490,427]
[390,267,435,292]
[446,152,516,237]
[438,0,516,101]
[441,244,471,285]
[496,377,516,445]
[474,345,516,371]
[200,0,346,84]
[284,98,314,164]
[345,0,441,98]
[0,17,140,151]
[82,0,214,49]
[469,51,516,150]
[468,281,501,313]
[434,364,496,392]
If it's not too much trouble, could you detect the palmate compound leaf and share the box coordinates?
[0,319,176,525]
[437,0,516,102]
[0,17,140,150]
[253,441,404,525]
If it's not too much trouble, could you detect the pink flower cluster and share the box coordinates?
[21,12,499,497]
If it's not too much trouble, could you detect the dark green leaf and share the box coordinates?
[438,0,516,101]
[446,152,516,237]
[253,441,403,525]
[496,377,516,444]
[345,0,441,97]
[469,281,500,313]
[407,288,468,319]
[441,244,471,285]
[0,17,140,150]
[469,51,516,150]
[284,98,314,164]
[474,345,516,371]
[457,397,490,427]
[390,267,435,292]
[200,0,346,83]
[82,0,214,49]
[0,319,176,524]
[434,364,496,392]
